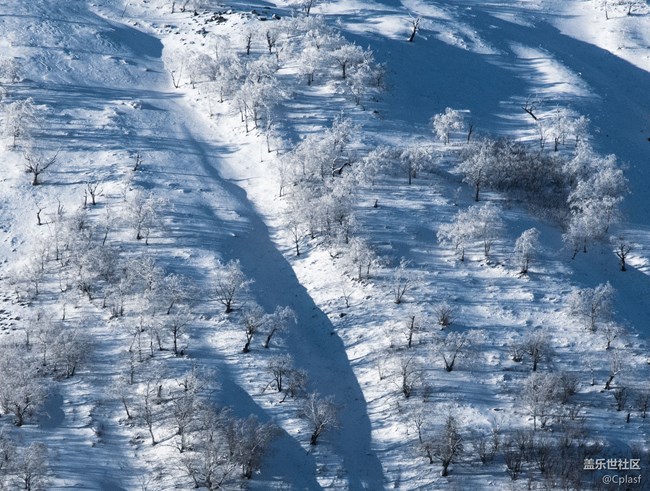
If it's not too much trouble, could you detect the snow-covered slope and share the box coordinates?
[0,0,649,489]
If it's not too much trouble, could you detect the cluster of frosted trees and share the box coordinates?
[166,13,383,136]
[451,107,627,262]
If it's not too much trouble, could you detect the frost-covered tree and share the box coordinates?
[163,48,186,88]
[522,330,551,372]
[124,190,162,244]
[438,203,503,260]
[263,306,295,348]
[331,43,366,79]
[346,57,375,106]
[457,138,496,201]
[344,237,379,281]
[604,349,623,390]
[564,151,626,257]
[180,410,238,489]
[474,202,504,258]
[2,98,35,149]
[600,322,622,350]
[265,356,292,393]
[302,392,338,445]
[290,0,321,15]
[0,347,46,426]
[240,303,266,353]
[437,212,473,262]
[567,282,614,332]
[214,259,252,314]
[398,143,432,185]
[52,327,90,378]
[395,354,421,398]
[297,45,321,85]
[223,415,278,480]
[0,56,20,84]
[513,228,540,275]
[522,372,561,430]
[431,108,465,145]
[434,301,455,329]
[12,442,49,491]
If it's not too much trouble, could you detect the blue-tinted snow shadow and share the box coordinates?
[178,131,386,490]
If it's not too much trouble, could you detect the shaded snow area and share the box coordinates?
[0,0,649,489]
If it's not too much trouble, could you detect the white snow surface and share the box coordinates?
[0,0,649,489]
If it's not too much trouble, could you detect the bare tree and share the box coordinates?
[162,307,191,355]
[611,236,632,272]
[433,330,478,372]
[422,415,463,476]
[139,379,160,445]
[403,313,424,348]
[23,151,57,186]
[391,258,418,304]
[407,15,421,42]
[301,392,338,445]
[395,355,421,398]
[604,349,622,390]
[522,94,540,121]
[636,391,650,419]
[435,302,455,329]
[85,181,103,206]
[502,438,524,480]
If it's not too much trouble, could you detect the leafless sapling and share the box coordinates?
[395,355,421,398]
[422,415,463,477]
[612,236,632,271]
[23,151,57,186]
[523,94,539,121]
[407,15,421,42]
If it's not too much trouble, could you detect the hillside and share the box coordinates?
[0,0,648,489]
